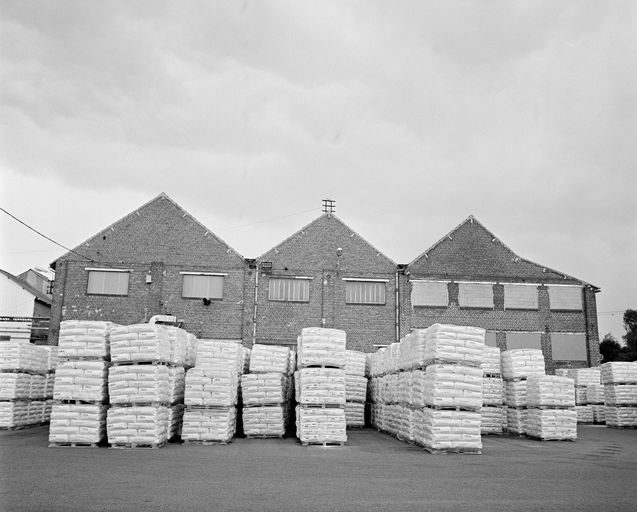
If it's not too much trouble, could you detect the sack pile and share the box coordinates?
[602,362,637,428]
[525,375,577,441]
[585,384,605,424]
[568,368,601,423]
[501,349,546,435]
[241,346,294,438]
[182,340,247,443]
[295,328,347,445]
[49,321,115,445]
[344,350,367,428]
[481,347,504,435]
[369,324,485,453]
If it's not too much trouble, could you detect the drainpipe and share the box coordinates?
[252,265,259,346]
[395,270,400,342]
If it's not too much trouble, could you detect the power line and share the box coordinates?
[217,208,317,231]
[0,206,94,262]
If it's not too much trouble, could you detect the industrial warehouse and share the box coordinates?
[47,193,600,371]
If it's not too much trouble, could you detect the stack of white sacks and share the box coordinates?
[106,323,190,447]
[602,362,637,428]
[481,347,505,435]
[0,341,54,428]
[49,320,115,445]
[344,350,367,428]
[241,344,294,438]
[501,349,546,436]
[525,375,577,440]
[182,340,249,443]
[568,368,601,424]
[369,324,485,453]
[295,328,347,445]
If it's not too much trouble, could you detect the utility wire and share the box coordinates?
[217,208,317,231]
[0,206,94,262]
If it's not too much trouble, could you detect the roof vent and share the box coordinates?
[261,261,273,274]
[322,199,335,214]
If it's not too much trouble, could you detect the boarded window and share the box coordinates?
[503,284,538,310]
[87,270,129,296]
[458,283,494,308]
[182,275,224,299]
[411,281,448,307]
[485,331,497,347]
[548,285,583,310]
[505,332,542,351]
[345,281,385,305]
[268,278,310,302]
[551,333,588,361]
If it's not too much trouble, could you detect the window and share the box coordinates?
[411,281,448,307]
[458,282,494,308]
[505,332,542,351]
[548,285,583,311]
[181,273,224,299]
[86,269,130,296]
[485,331,498,347]
[551,333,587,361]
[503,283,538,310]
[268,278,310,302]
[345,279,386,305]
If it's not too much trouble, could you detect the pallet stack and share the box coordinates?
[106,323,180,448]
[295,328,347,446]
[182,340,247,444]
[481,347,505,435]
[569,368,601,424]
[525,375,577,441]
[241,344,293,438]
[369,324,485,454]
[344,350,367,428]
[49,320,115,446]
[501,349,546,436]
[602,362,637,428]
[0,341,52,429]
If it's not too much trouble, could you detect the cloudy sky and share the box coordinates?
[1,0,635,339]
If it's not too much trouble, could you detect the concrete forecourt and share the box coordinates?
[1,425,636,512]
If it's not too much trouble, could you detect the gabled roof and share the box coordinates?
[51,193,245,269]
[409,215,599,289]
[0,269,52,305]
[258,213,396,270]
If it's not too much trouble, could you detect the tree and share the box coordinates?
[620,309,637,362]
[599,333,624,363]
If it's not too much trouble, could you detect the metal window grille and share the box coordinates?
[87,271,129,296]
[182,275,224,299]
[268,278,310,302]
[345,281,385,305]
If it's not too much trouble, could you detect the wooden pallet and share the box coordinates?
[109,402,170,408]
[421,359,482,369]
[111,360,174,367]
[181,439,232,446]
[55,400,108,405]
[526,435,576,442]
[49,442,102,448]
[481,431,505,436]
[109,442,167,449]
[245,434,285,439]
[300,440,346,447]
[606,424,637,429]
[530,405,576,410]
[425,405,481,413]
[424,446,482,455]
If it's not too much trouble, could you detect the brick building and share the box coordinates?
[254,212,397,351]
[49,193,249,343]
[48,195,600,369]
[401,216,600,372]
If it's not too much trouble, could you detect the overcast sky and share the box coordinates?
[1,0,635,340]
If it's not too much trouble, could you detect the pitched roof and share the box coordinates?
[0,269,52,305]
[258,213,396,270]
[408,215,599,289]
[51,192,245,268]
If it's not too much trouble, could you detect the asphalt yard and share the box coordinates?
[1,425,636,512]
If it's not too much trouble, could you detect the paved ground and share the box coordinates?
[1,425,636,511]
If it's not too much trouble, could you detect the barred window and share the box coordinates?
[411,281,448,307]
[503,283,538,310]
[458,282,494,308]
[182,274,224,299]
[269,278,310,302]
[345,280,386,305]
[548,285,583,311]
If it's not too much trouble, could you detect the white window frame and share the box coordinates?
[180,272,227,300]
[268,277,312,303]
[410,280,449,307]
[85,268,131,296]
[343,278,388,305]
